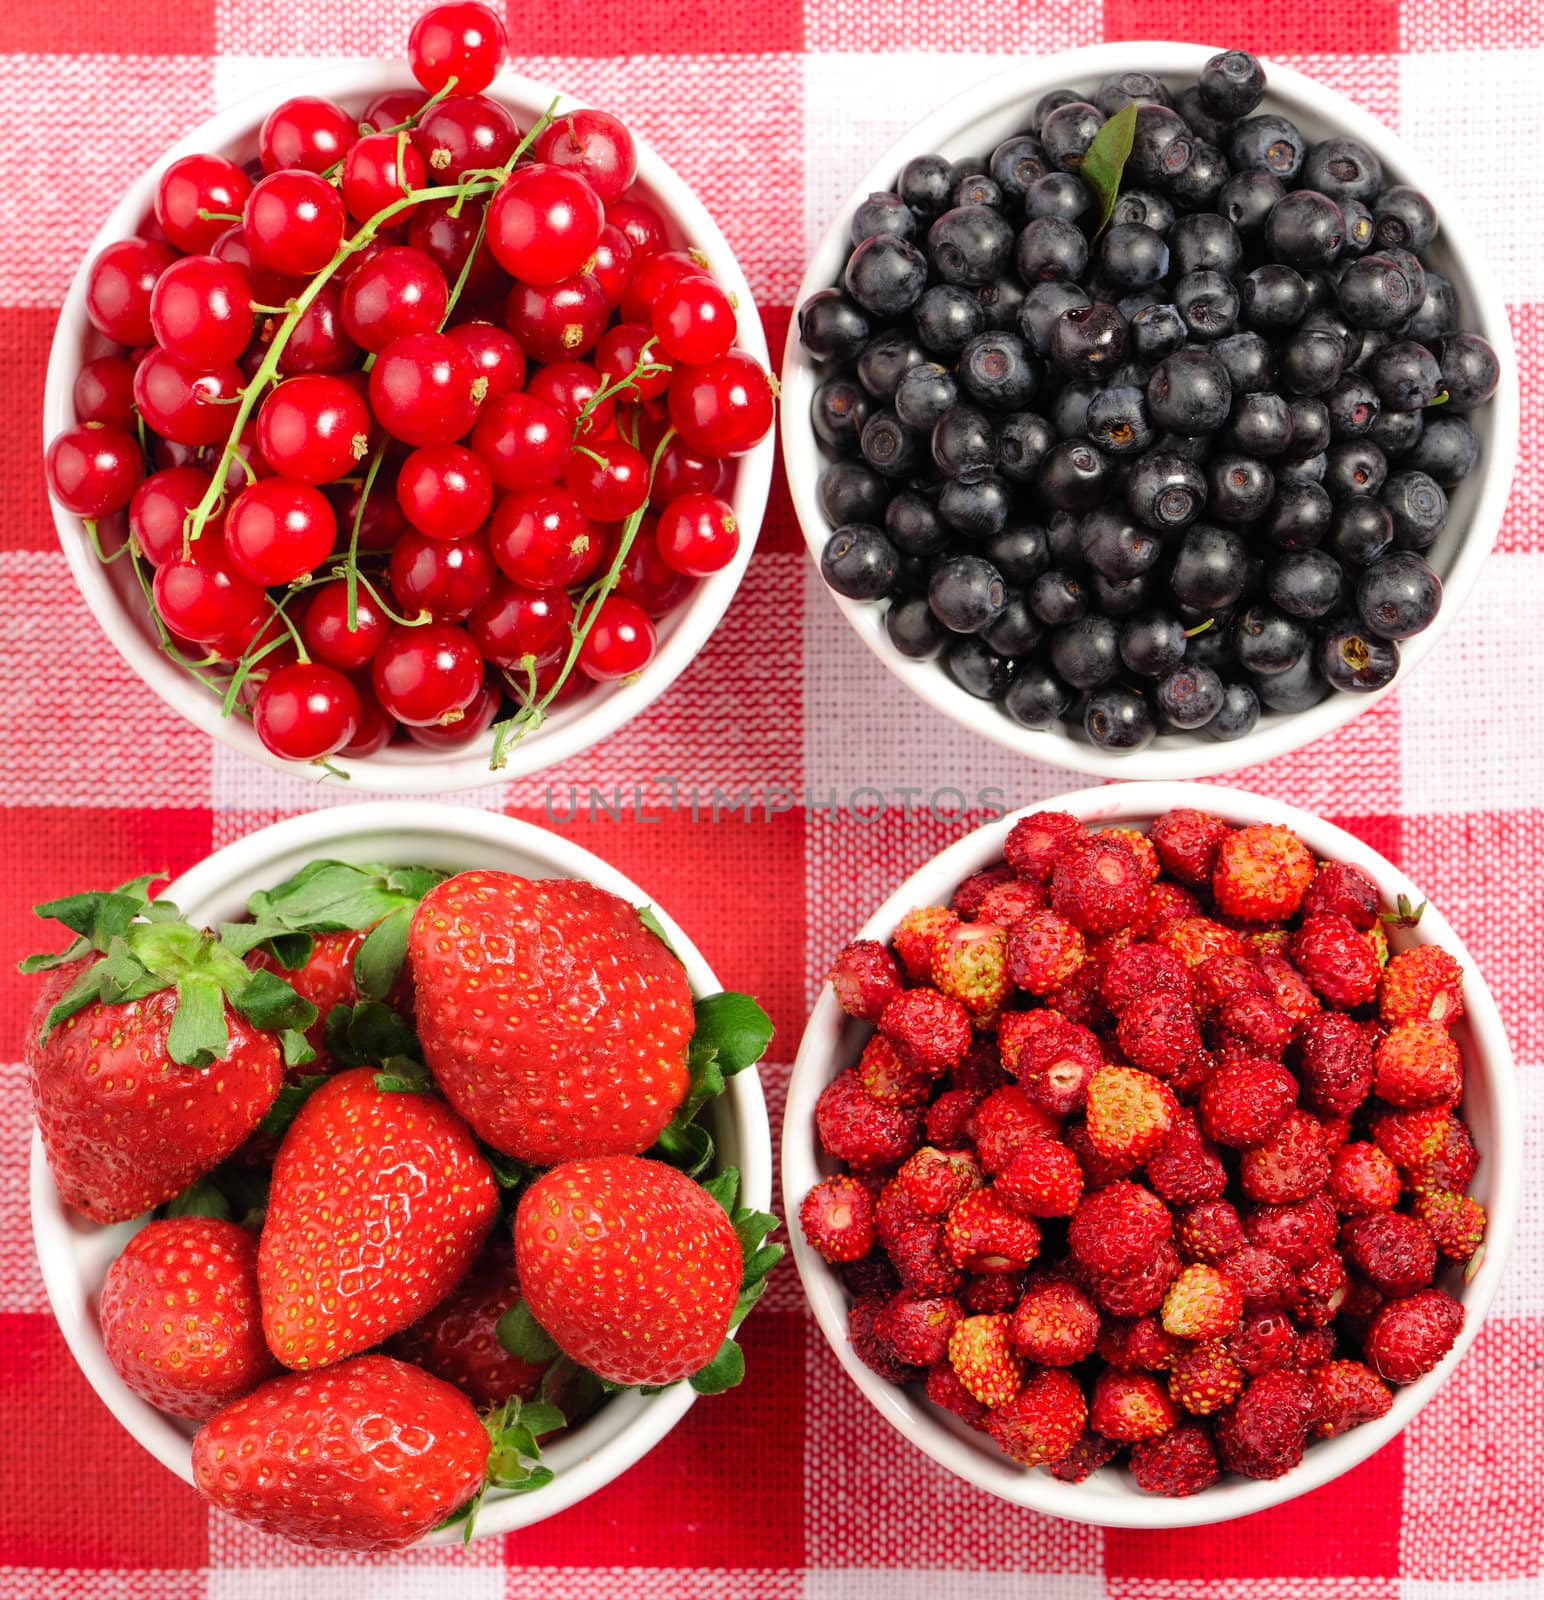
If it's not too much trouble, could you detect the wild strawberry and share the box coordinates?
[1097,1313,1181,1371]
[1243,1193,1338,1269]
[100,1218,277,1421]
[1150,808,1230,885]
[816,1069,922,1170]
[800,1175,877,1262]
[1257,951,1321,1026]
[987,1366,1087,1464]
[952,1035,1011,1094]
[1369,1105,1455,1173]
[1050,834,1146,935]
[1302,860,1381,928]
[1294,1322,1341,1365]
[1086,1064,1177,1160]
[1169,1340,1245,1415]
[1413,1187,1486,1260]
[1320,1114,1353,1155]
[890,1224,964,1297]
[1130,1420,1219,1497]
[948,1313,1023,1407]
[1005,911,1086,994]
[1069,1180,1171,1278]
[1212,824,1315,922]
[841,1254,899,1300]
[875,1177,928,1247]
[1294,1011,1375,1117]
[1330,1142,1402,1214]
[856,1032,932,1106]
[963,1269,1027,1314]
[1146,1107,1228,1206]
[1090,1367,1175,1442]
[892,905,959,981]
[1192,952,1269,1016]
[1175,1199,1246,1263]
[1011,1278,1099,1365]
[1115,989,1203,1080]
[944,1188,1041,1273]
[926,1358,990,1424]
[828,938,903,1020]
[1044,959,1111,1030]
[976,878,1047,926]
[1240,1111,1330,1204]
[1340,1278,1386,1342]
[879,987,972,1076]
[1065,1117,1140,1187]
[1216,991,1295,1059]
[1156,915,1248,971]
[998,1010,1100,1115]
[1342,1212,1438,1297]
[931,922,1010,1021]
[1103,826,1161,879]
[896,1145,982,1216]
[1228,1309,1300,1375]
[1364,921,1390,967]
[1380,944,1465,1027]
[1411,1116,1479,1194]
[997,1138,1084,1217]
[191,1355,488,1550]
[877,1290,962,1367]
[1162,1263,1244,1340]
[1101,942,1192,1013]
[1199,1056,1297,1148]
[974,1084,1059,1174]
[925,1088,981,1149]
[1223,1244,1299,1313]
[1093,1240,1182,1319]
[1004,810,1085,882]
[1373,1018,1462,1108]
[1249,928,1294,959]
[849,1293,918,1383]
[951,862,1017,920]
[1215,1367,1319,1479]
[1291,914,1381,1009]
[1311,1359,1393,1436]
[1048,1429,1120,1482]
[1364,1287,1463,1383]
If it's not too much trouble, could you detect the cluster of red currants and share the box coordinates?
[44,1,776,767]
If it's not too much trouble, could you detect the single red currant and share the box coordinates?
[276,282,362,375]
[414,94,518,181]
[505,274,610,363]
[405,677,501,748]
[485,163,604,286]
[615,519,696,614]
[525,361,614,437]
[584,223,636,306]
[73,356,137,428]
[447,320,526,403]
[244,171,347,276]
[651,274,737,366]
[85,238,177,345]
[489,485,599,587]
[469,579,574,668]
[153,537,268,645]
[331,477,409,552]
[595,323,672,401]
[655,491,741,575]
[667,351,775,458]
[156,154,254,255]
[408,2,508,97]
[133,349,245,446]
[200,420,275,495]
[369,332,481,445]
[362,88,424,132]
[256,374,371,484]
[577,595,656,680]
[607,196,669,260]
[407,198,508,300]
[259,96,358,174]
[396,443,493,539]
[470,392,568,490]
[253,662,361,760]
[341,687,395,755]
[650,434,728,505]
[301,579,388,670]
[149,255,255,368]
[563,440,650,521]
[532,110,638,205]
[342,133,428,228]
[389,530,496,621]
[225,479,338,584]
[129,467,216,565]
[340,245,449,352]
[619,248,701,324]
[372,619,485,724]
[45,423,143,517]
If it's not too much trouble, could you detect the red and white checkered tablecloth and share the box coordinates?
[2,0,1541,1593]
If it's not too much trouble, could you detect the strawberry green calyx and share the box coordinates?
[653,992,774,1176]
[439,1392,566,1543]
[23,879,318,1068]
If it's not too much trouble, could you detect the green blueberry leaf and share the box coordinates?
[1081,100,1139,240]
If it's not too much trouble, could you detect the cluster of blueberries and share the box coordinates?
[797,49,1499,751]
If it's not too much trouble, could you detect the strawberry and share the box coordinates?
[1068,1180,1171,1278]
[879,987,972,1075]
[925,1087,982,1149]
[1096,1312,1180,1371]
[1168,1339,1244,1415]
[1150,808,1230,885]
[1129,1420,1219,1496]
[849,1292,916,1382]
[388,1234,548,1408]
[514,1156,744,1386]
[800,1174,878,1262]
[1409,1114,1478,1193]
[1294,1011,1374,1116]
[943,1188,1041,1273]
[259,1068,498,1369]
[896,1145,983,1216]
[964,1270,1026,1313]
[878,1290,962,1366]
[1132,879,1202,936]
[191,1354,489,1549]
[1161,1263,1244,1340]
[951,863,1017,920]
[1199,1056,1297,1148]
[856,1032,934,1105]
[1373,1018,1462,1108]
[1090,1367,1176,1442]
[1117,989,1203,1078]
[1379,944,1465,1027]
[930,921,1010,1021]
[1413,1187,1486,1260]
[1101,941,1192,1013]
[1295,1254,1350,1328]
[816,1069,923,1170]
[1156,915,1249,970]
[926,1358,991,1425]
[973,1084,1059,1174]
[892,905,960,981]
[1238,1110,1330,1204]
[890,1223,965,1296]
[1329,1142,1402,1214]
[1221,1248,1298,1317]
[1005,911,1085,995]
[1092,1240,1181,1318]
[828,938,903,1020]
[1003,811,1084,883]
[247,928,370,1075]
[99,1218,277,1420]
[1342,1212,1438,1297]
[1242,1193,1338,1269]
[408,871,694,1164]
[976,878,1047,927]
[1301,861,1381,928]
[1174,1199,1246,1264]
[997,1138,1084,1217]
[1312,1359,1393,1436]
[1085,1064,1177,1160]
[1214,1367,1319,1479]
[947,1312,1023,1407]
[1049,834,1146,935]
[1211,824,1314,922]
[1291,914,1381,1008]
[1364,1287,1463,1383]
[1048,1428,1120,1482]
[1228,1308,1300,1374]
[998,1011,1100,1115]
[1145,1108,1228,1207]
[1010,1278,1099,1365]
[986,1367,1086,1465]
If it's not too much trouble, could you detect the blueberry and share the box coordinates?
[1174,270,1241,342]
[996,412,1058,481]
[1015,215,1090,283]
[855,329,928,400]
[1369,340,1443,410]
[1079,506,1161,578]
[1130,302,1189,361]
[1004,663,1072,728]
[859,411,922,478]
[1208,332,1274,398]
[928,205,1016,286]
[1051,379,1100,440]
[885,490,948,557]
[1437,332,1501,412]
[1174,84,1231,147]
[986,521,1051,584]
[818,459,890,526]
[1267,548,1344,618]
[1098,70,1171,115]
[1050,614,1121,687]
[1329,496,1394,566]
[931,405,997,481]
[1357,551,1442,639]
[1205,680,1261,738]
[1227,391,1294,456]
[1084,685,1156,750]
[1099,223,1171,289]
[1153,660,1225,728]
[1128,105,1193,183]
[972,279,1023,334]
[939,474,1011,539]
[844,234,928,316]
[886,593,946,657]
[1301,137,1383,204]
[1039,439,1113,511]
[1339,199,1376,257]
[990,134,1050,198]
[1086,385,1153,455]
[1031,88,1083,134]
[944,635,1013,698]
[1346,326,1390,373]
[982,591,1044,656]
[1170,212,1244,275]
[912,284,987,356]
[1327,375,1382,439]
[898,153,954,217]
[1239,264,1309,332]
[1126,449,1209,530]
[1280,326,1345,395]
[1319,618,1400,691]
[1030,568,1088,625]
[1368,406,1424,458]
[1263,478,1332,548]
[930,553,1008,633]
[893,362,959,431]
[798,290,871,363]
[960,331,1043,408]
[851,192,918,246]
[1047,511,1084,566]
[1218,170,1284,234]
[1169,143,1234,210]
[1381,246,1427,315]
[1111,190,1178,232]
[1050,302,1130,380]
[821,524,899,599]
[1399,270,1458,347]
[1280,450,1328,486]
[1093,570,1157,616]
[1119,611,1187,676]
[1287,397,1332,458]
[1265,190,1346,269]
[1208,451,1276,523]
[1041,101,1105,172]
[1199,49,1267,118]
[1183,610,1239,672]
[1373,185,1438,252]
[1235,603,1311,674]
[1147,349,1232,433]
[1229,115,1306,181]
[1336,254,1416,330]
[1020,280,1092,355]
[1254,651,1329,711]
[1027,171,1093,225]
[1172,521,1249,608]
[1324,440,1389,501]
[811,376,873,453]
[952,172,1005,210]
[1406,417,1477,486]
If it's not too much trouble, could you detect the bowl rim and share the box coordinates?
[781,779,1522,1528]
[29,800,774,1543]
[44,58,776,793]
[779,42,1521,781]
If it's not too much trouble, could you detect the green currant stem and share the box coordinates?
[197,208,241,223]
[124,540,251,711]
[344,444,388,630]
[323,77,461,181]
[571,339,669,439]
[82,518,131,565]
[350,568,430,627]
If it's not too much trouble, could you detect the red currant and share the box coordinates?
[388,528,495,620]
[369,332,481,445]
[259,96,358,175]
[276,282,361,375]
[650,434,728,505]
[486,164,604,286]
[505,274,610,363]
[342,133,427,228]
[405,676,500,748]
[372,619,485,724]
[253,662,361,760]
[46,423,143,517]
[619,248,701,324]
[469,579,574,668]
[651,274,736,366]
[616,518,697,615]
[301,579,388,670]
[153,537,268,645]
[133,349,244,446]
[332,477,409,552]
[149,255,254,368]
[667,351,775,458]
[470,392,568,490]
[340,245,449,352]
[396,443,493,539]
[244,171,347,276]
[447,320,526,402]
[594,323,672,401]
[85,238,177,345]
[341,687,395,755]
[532,110,638,205]
[129,467,216,565]
[200,420,275,495]
[362,89,424,132]
[607,196,669,260]
[407,198,508,300]
[225,479,337,584]
[73,356,137,428]
[578,595,656,680]
[655,492,741,575]
[156,154,254,255]
[585,223,636,307]
[563,440,649,521]
[414,94,518,182]
[489,486,599,587]
[408,2,508,97]
[525,361,614,437]
[255,374,370,484]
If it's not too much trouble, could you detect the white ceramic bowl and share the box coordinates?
[45,62,775,792]
[781,45,1519,780]
[782,780,1520,1528]
[30,802,773,1543]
